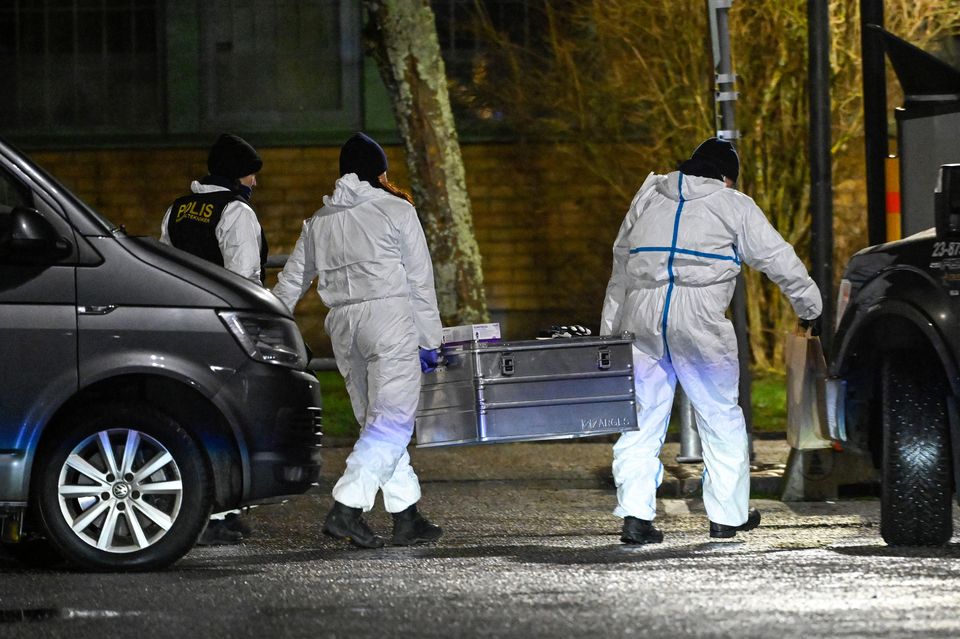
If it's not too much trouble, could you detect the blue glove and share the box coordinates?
[419,347,441,373]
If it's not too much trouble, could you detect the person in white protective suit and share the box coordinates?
[601,138,822,544]
[161,132,266,545]
[273,132,444,549]
[161,133,267,284]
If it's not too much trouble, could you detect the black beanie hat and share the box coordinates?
[690,137,740,184]
[677,156,723,182]
[339,132,388,185]
[207,133,262,180]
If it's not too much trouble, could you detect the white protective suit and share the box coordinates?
[160,181,264,283]
[601,171,822,526]
[273,173,442,513]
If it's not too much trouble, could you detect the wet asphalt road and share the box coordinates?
[1,445,960,638]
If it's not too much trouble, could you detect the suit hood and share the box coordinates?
[656,170,727,201]
[323,173,387,209]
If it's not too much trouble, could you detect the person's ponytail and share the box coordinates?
[377,176,414,205]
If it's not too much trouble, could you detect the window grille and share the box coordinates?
[0,0,163,134]
[199,0,360,133]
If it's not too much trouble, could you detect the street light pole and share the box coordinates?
[679,0,751,464]
[808,0,834,353]
[708,0,753,454]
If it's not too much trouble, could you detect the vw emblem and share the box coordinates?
[112,483,130,499]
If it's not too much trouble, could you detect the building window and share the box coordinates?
[0,0,164,135]
[198,0,360,133]
[1,0,361,147]
[0,1,529,146]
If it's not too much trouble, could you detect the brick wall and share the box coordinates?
[32,143,635,355]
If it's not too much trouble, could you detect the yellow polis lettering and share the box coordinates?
[175,200,215,224]
[175,202,191,222]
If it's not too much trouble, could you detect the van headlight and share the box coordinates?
[218,311,308,369]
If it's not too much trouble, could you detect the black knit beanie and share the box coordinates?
[207,133,262,180]
[688,137,739,184]
[677,156,723,182]
[339,132,388,185]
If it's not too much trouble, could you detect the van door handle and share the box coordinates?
[78,305,117,315]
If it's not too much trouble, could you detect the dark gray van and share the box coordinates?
[0,138,322,570]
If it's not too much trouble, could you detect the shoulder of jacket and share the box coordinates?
[631,172,662,206]
[303,207,330,228]
[375,191,415,210]
[706,188,760,213]
[225,198,257,215]
[219,200,260,229]
[717,188,756,204]
[369,194,416,220]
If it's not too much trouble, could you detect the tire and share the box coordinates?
[36,402,212,570]
[880,353,954,546]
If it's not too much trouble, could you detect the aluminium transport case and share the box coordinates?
[415,335,638,447]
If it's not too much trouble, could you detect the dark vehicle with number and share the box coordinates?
[828,163,960,547]
[0,137,322,570]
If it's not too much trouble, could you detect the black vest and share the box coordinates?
[167,190,269,283]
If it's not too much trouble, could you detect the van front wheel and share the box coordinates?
[36,402,212,570]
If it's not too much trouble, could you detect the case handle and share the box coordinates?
[597,348,611,370]
[500,353,515,376]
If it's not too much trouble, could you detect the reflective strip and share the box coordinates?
[630,245,741,265]
[661,173,685,362]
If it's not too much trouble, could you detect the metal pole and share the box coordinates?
[709,1,739,142]
[809,0,835,355]
[861,0,888,248]
[676,391,703,463]
[707,0,753,459]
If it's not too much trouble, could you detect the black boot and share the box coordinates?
[620,516,664,545]
[709,508,761,539]
[196,519,243,546]
[391,504,443,546]
[223,512,253,537]
[323,501,385,549]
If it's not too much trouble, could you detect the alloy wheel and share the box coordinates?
[56,428,184,553]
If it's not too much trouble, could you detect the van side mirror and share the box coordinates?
[0,207,72,263]
[934,164,960,239]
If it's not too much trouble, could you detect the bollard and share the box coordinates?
[676,386,703,463]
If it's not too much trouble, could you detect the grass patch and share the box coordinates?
[316,370,788,440]
[750,372,787,433]
[316,371,358,439]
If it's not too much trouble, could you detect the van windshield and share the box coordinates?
[75,196,124,235]
[21,153,121,235]
[2,137,124,236]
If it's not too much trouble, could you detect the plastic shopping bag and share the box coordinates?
[785,328,832,450]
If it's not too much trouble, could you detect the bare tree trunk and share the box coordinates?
[363,0,489,325]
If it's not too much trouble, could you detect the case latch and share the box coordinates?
[500,353,515,376]
[597,348,611,370]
